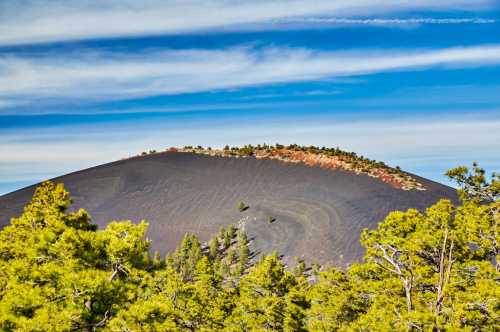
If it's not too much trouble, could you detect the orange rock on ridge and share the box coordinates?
[176,147,426,191]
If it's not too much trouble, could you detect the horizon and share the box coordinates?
[1,1,500,195]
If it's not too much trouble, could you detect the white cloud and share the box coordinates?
[0,0,494,45]
[277,17,496,25]
[1,45,500,108]
[236,89,342,100]
[0,100,22,109]
[1,114,498,189]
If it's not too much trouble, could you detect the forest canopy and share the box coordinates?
[0,165,498,331]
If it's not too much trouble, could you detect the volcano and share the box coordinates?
[0,149,457,266]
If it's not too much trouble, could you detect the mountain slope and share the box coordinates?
[0,151,457,266]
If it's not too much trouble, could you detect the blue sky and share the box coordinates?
[1,0,499,194]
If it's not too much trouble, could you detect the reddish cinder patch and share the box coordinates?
[178,147,426,191]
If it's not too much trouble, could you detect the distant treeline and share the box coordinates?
[0,164,497,331]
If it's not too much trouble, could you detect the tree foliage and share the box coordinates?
[446,162,499,204]
[0,163,498,331]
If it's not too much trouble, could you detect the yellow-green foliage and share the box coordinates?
[0,163,498,331]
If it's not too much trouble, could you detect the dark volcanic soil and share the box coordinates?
[0,152,457,266]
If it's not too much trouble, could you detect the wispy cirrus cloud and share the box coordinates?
[0,0,495,45]
[277,17,497,25]
[237,89,343,100]
[1,44,500,111]
[0,100,24,109]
